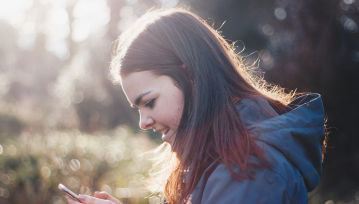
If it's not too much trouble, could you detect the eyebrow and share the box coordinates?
[133,91,151,107]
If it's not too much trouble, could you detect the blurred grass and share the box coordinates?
[0,127,160,204]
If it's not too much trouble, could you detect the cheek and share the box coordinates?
[154,105,181,126]
[171,100,184,127]
[155,97,183,127]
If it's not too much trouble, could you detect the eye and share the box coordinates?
[145,98,156,109]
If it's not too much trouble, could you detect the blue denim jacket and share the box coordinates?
[189,94,325,204]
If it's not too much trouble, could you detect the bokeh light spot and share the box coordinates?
[274,7,287,21]
[343,0,355,5]
[69,159,81,172]
[41,166,52,179]
[262,24,274,36]
[324,200,334,204]
[340,15,358,33]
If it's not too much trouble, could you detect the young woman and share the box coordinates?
[66,8,326,204]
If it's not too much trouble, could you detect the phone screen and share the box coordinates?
[58,183,82,202]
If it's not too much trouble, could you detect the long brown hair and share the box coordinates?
[111,8,294,204]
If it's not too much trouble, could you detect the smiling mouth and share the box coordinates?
[154,128,169,135]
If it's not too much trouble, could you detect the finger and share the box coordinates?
[94,191,109,199]
[94,191,121,204]
[65,195,82,204]
[78,194,112,204]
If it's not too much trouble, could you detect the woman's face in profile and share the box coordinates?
[121,70,184,146]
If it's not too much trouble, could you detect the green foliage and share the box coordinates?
[0,127,160,204]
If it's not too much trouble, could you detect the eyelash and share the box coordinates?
[145,98,156,108]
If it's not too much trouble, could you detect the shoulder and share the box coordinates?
[200,163,289,204]
[191,159,308,204]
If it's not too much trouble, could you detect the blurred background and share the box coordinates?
[0,0,358,203]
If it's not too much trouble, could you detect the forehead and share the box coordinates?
[121,71,160,101]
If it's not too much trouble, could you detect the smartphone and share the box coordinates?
[58,183,82,202]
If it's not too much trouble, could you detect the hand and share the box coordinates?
[65,191,121,204]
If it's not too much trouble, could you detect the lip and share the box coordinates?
[155,128,168,134]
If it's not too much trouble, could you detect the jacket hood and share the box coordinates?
[237,93,325,191]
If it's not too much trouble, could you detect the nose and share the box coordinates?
[139,110,154,130]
